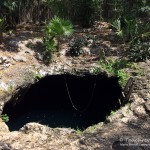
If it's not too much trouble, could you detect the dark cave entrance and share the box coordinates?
[2,74,122,131]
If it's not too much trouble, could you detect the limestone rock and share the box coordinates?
[20,122,52,134]
[0,82,9,90]
[133,105,147,116]
[0,118,9,132]
[82,47,91,55]
[20,122,76,135]
[145,101,150,112]
[0,56,10,64]
[132,94,145,105]
[35,52,43,60]
[0,141,13,150]
[13,56,27,62]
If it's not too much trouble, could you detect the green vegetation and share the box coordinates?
[92,59,144,87]
[1,114,9,122]
[1,1,149,27]
[0,0,149,66]
[47,0,100,27]
[76,127,83,134]
[91,59,140,86]
[110,110,116,117]
[111,18,150,44]
[69,38,84,57]
[128,41,150,62]
[110,17,150,62]
[100,59,131,86]
[43,16,73,63]
[34,72,43,81]
[91,67,102,75]
[8,85,14,93]
[111,19,123,41]
[86,124,97,131]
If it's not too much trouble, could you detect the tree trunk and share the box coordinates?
[0,31,3,44]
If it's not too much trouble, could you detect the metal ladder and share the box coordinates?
[121,77,135,105]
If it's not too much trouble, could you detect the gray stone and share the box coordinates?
[145,101,150,112]
[90,46,104,55]
[133,105,147,116]
[35,52,43,60]
[0,142,11,150]
[0,82,8,90]
[4,63,11,68]
[8,38,20,47]
[0,56,9,64]
[0,105,3,111]
[13,56,27,62]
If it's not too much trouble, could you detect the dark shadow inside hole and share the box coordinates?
[2,74,122,131]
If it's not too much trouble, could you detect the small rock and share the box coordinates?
[39,70,47,76]
[2,56,8,61]
[5,63,11,68]
[13,56,27,62]
[0,105,3,111]
[0,56,9,64]
[90,46,103,55]
[20,123,50,134]
[0,142,10,149]
[145,101,150,112]
[82,47,90,55]
[133,105,147,116]
[35,53,43,61]
[132,94,145,105]
[0,82,8,90]
[60,48,67,56]
[121,117,129,123]
[8,38,20,47]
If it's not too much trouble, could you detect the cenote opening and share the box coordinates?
[2,74,122,131]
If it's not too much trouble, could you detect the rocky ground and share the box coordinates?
[0,23,150,150]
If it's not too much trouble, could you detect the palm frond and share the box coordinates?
[45,16,73,37]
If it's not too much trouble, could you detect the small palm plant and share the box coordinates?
[111,18,150,44]
[43,16,74,63]
[111,19,123,39]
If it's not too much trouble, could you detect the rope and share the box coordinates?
[64,74,97,113]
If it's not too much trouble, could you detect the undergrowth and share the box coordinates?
[100,59,132,86]
[0,114,9,122]
[128,41,150,62]
[92,58,142,87]
[43,16,73,63]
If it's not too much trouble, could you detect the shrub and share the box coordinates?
[44,16,74,38]
[69,38,85,57]
[111,19,123,40]
[43,16,73,63]
[43,38,58,63]
[111,18,150,44]
[128,41,150,62]
[100,59,131,86]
